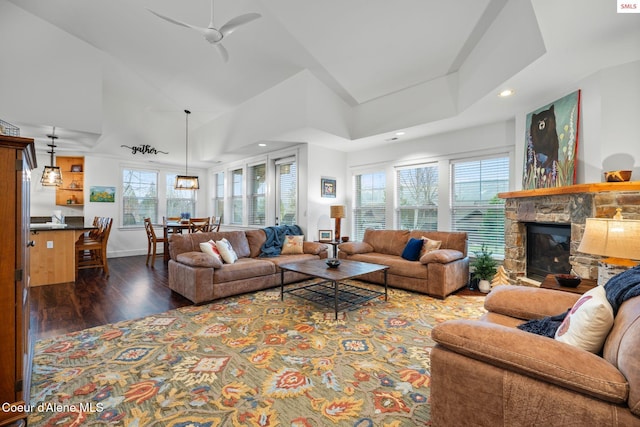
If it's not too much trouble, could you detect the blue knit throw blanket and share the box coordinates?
[259,225,303,257]
[517,265,640,338]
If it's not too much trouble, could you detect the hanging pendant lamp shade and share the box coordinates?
[41,127,62,187]
[175,110,200,190]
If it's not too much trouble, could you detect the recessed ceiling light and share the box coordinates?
[258,143,266,147]
[395,131,406,136]
[498,89,515,97]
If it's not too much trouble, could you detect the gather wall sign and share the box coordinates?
[120,144,169,156]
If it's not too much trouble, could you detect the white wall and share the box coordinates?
[305,145,348,241]
[513,60,640,188]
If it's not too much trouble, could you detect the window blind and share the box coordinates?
[396,164,438,230]
[166,173,196,217]
[213,171,224,219]
[248,164,266,226]
[354,171,386,241]
[231,168,243,224]
[122,168,158,226]
[277,160,297,226]
[451,156,509,258]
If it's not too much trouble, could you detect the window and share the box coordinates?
[248,163,266,226]
[122,168,158,226]
[276,158,297,225]
[396,164,438,230]
[353,171,386,241]
[213,171,224,219]
[166,173,196,218]
[451,156,509,257]
[231,168,243,224]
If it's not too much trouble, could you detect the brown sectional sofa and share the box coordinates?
[168,230,328,304]
[337,229,469,298]
[430,285,640,426]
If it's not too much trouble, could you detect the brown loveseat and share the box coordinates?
[337,229,469,298]
[168,230,328,304]
[430,285,640,426]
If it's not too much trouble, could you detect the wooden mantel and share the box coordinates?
[498,181,640,199]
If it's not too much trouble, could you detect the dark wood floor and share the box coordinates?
[30,256,193,340]
[30,255,484,341]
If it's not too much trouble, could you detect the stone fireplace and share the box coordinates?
[526,222,571,280]
[499,182,640,285]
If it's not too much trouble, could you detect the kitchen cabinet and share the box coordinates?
[55,156,84,206]
[0,135,36,426]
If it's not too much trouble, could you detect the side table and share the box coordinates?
[317,240,340,258]
[540,274,597,295]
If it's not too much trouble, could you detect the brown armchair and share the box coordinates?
[430,285,640,426]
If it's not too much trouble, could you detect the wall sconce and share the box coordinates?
[330,205,345,242]
[577,209,640,285]
[175,109,199,190]
[41,127,62,187]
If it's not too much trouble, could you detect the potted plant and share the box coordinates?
[471,244,498,293]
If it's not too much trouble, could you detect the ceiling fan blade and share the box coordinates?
[147,9,200,30]
[215,43,229,62]
[219,13,261,38]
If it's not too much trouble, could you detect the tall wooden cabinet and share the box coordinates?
[0,135,36,426]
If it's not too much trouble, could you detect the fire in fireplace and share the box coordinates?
[526,223,572,281]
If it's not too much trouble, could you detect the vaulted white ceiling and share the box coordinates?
[2,0,639,167]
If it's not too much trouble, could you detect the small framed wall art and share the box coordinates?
[321,177,336,198]
[89,186,116,203]
[318,230,333,242]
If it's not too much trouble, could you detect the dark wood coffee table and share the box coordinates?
[280,259,389,319]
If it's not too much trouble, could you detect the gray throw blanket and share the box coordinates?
[259,225,303,257]
[518,265,640,337]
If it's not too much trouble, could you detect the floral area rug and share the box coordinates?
[29,280,485,426]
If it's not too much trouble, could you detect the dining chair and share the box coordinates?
[189,217,210,233]
[164,216,183,234]
[144,217,167,267]
[210,215,222,232]
[76,217,113,278]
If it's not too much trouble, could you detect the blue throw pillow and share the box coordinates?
[401,237,424,261]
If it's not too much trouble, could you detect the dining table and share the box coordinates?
[163,221,192,261]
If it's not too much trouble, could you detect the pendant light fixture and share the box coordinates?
[40,127,63,186]
[174,109,200,190]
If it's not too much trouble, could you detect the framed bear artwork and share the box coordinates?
[523,90,581,189]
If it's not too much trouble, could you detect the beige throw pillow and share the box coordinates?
[199,239,223,262]
[281,235,304,255]
[554,285,614,353]
[215,238,239,264]
[420,237,442,257]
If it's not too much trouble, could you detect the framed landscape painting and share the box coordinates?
[90,186,116,202]
[523,90,581,189]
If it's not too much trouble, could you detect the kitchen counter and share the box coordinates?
[30,223,91,231]
[29,223,96,286]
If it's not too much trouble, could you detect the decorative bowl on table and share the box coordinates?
[326,259,341,268]
[554,274,582,288]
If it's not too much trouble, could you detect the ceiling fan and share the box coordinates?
[147,0,261,62]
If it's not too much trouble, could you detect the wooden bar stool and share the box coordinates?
[76,217,113,278]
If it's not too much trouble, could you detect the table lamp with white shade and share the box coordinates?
[577,209,640,285]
